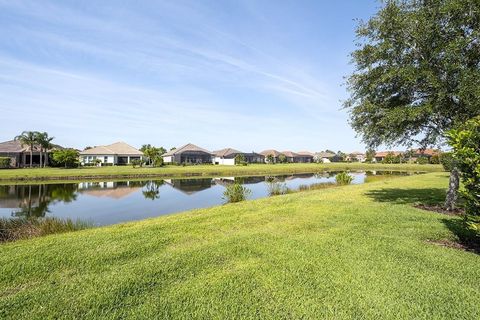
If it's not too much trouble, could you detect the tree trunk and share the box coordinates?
[445,167,460,211]
[45,151,49,167]
[39,149,43,168]
[29,148,33,168]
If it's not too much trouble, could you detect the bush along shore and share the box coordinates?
[0,217,91,243]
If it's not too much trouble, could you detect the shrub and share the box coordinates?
[440,152,455,172]
[298,182,336,191]
[131,159,143,168]
[336,172,354,185]
[152,155,164,167]
[416,157,429,165]
[267,181,290,196]
[448,116,480,216]
[430,154,440,164]
[0,217,91,243]
[222,183,251,203]
[52,149,79,168]
[0,157,11,169]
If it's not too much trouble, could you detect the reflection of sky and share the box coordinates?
[0,172,368,226]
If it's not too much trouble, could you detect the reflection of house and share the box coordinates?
[213,148,264,165]
[374,151,403,162]
[79,181,141,199]
[164,178,214,194]
[79,142,143,165]
[260,150,285,163]
[0,140,62,168]
[296,151,314,163]
[314,152,335,163]
[163,143,213,164]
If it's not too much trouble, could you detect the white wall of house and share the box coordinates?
[163,156,173,163]
[213,157,235,165]
[321,158,331,163]
[81,155,116,165]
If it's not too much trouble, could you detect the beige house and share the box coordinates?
[260,150,285,163]
[0,140,62,168]
[79,142,143,166]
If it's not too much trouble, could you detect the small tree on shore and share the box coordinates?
[52,149,79,168]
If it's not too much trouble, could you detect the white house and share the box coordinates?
[79,142,143,166]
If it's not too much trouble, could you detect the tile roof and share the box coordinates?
[281,151,300,158]
[213,148,243,157]
[375,151,403,157]
[79,142,142,155]
[0,140,61,153]
[315,152,335,158]
[163,143,213,156]
[259,149,284,157]
[297,151,314,156]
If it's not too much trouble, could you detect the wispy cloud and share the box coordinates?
[0,0,368,151]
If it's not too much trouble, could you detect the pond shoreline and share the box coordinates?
[0,163,443,183]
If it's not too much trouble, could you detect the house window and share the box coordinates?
[104,156,108,163]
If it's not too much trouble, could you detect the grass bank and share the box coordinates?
[0,163,443,182]
[1,172,478,319]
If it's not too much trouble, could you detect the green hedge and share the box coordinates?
[0,157,11,169]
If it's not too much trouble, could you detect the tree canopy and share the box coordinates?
[345,0,480,148]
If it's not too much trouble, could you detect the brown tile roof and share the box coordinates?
[297,151,314,156]
[375,151,403,157]
[0,140,61,153]
[213,148,243,157]
[315,152,335,158]
[79,142,142,155]
[163,143,213,156]
[413,148,440,156]
[281,151,300,158]
[259,149,284,157]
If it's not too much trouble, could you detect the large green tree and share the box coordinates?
[345,0,480,209]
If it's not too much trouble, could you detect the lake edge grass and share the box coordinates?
[0,162,443,183]
[1,172,479,319]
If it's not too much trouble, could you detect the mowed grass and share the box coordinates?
[1,172,479,319]
[0,162,442,182]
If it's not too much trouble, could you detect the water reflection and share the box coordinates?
[0,171,421,226]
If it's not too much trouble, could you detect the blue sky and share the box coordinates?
[0,0,379,152]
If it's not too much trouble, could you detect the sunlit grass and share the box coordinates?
[0,172,478,319]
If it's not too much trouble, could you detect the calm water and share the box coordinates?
[0,171,417,226]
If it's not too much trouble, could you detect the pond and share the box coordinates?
[0,171,419,226]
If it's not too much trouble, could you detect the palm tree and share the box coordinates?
[15,131,39,168]
[36,132,54,167]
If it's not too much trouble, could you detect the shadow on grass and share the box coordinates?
[365,188,446,206]
[441,218,480,254]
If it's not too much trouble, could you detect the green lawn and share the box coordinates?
[0,162,443,182]
[1,172,478,319]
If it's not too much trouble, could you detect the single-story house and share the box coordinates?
[281,151,300,163]
[347,151,366,162]
[411,148,440,161]
[0,140,62,168]
[213,148,264,165]
[314,151,336,163]
[79,142,143,165]
[163,143,213,164]
[374,151,403,162]
[296,151,314,163]
[259,150,285,163]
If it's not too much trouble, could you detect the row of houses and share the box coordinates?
[0,139,440,167]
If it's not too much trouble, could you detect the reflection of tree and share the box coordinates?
[10,183,78,218]
[142,180,164,200]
